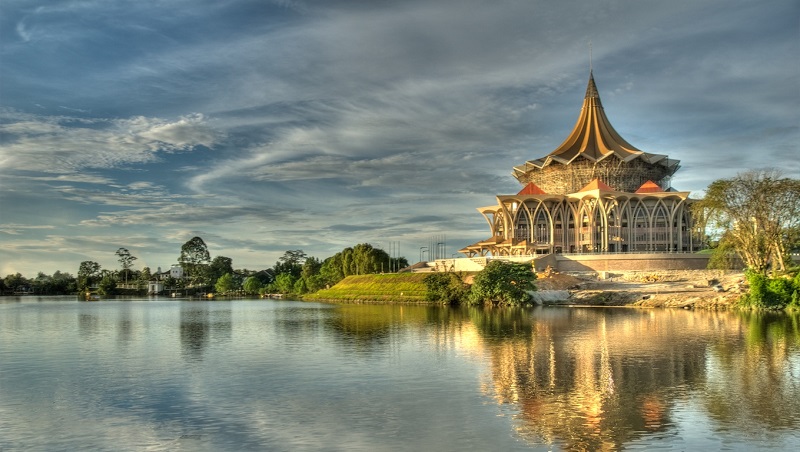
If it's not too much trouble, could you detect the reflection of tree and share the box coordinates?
[325,305,418,353]
[78,313,101,338]
[323,305,471,355]
[179,302,233,361]
[270,305,335,351]
[117,302,133,344]
[703,311,800,433]
[470,308,710,450]
[180,304,209,361]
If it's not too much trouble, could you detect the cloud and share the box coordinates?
[0,224,55,235]
[0,110,220,173]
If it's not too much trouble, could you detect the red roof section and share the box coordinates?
[635,180,663,193]
[578,178,614,192]
[517,182,547,195]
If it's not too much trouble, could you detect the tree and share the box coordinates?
[274,273,296,294]
[77,261,102,291]
[97,274,117,296]
[115,248,137,284]
[316,243,405,286]
[209,256,234,283]
[179,236,211,286]
[214,273,237,294]
[301,257,322,279]
[243,276,263,295]
[138,267,152,290]
[706,234,739,270]
[4,273,29,293]
[274,250,307,278]
[468,261,537,306]
[693,170,800,275]
[52,271,77,294]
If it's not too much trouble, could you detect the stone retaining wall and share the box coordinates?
[554,253,710,272]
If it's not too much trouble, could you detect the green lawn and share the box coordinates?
[304,273,429,302]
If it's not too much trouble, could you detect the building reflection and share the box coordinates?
[464,308,724,449]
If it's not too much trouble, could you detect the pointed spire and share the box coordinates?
[585,71,600,101]
[511,70,682,194]
[541,72,642,163]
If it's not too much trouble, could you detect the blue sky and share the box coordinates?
[1,0,798,277]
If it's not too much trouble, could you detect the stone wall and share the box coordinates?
[433,253,710,274]
[554,253,710,272]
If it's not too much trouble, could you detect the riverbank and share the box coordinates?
[305,269,746,308]
[535,269,744,309]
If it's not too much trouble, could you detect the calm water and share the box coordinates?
[1,297,799,451]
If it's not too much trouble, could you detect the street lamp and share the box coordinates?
[419,246,428,263]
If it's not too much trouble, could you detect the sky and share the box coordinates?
[1,0,798,277]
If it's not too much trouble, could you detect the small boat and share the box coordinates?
[85,292,100,301]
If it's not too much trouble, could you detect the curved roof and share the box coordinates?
[513,72,680,180]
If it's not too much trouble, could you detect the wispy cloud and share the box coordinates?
[0,110,220,173]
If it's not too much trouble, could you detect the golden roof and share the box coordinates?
[512,72,680,179]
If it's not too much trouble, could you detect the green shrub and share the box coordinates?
[467,261,537,306]
[743,269,800,308]
[767,278,794,306]
[423,272,469,305]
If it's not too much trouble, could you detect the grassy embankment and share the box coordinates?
[304,273,430,303]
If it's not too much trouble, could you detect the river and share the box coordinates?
[1,296,798,451]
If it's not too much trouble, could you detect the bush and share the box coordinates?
[423,272,470,305]
[742,269,800,308]
[467,261,537,306]
[767,278,795,306]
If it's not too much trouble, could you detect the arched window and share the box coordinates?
[514,206,530,241]
[554,209,564,253]
[633,204,649,251]
[653,205,669,251]
[533,208,550,245]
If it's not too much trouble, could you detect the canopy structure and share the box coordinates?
[460,73,700,258]
[512,72,680,194]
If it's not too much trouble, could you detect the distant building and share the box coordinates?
[460,72,701,257]
[148,281,164,294]
[170,264,184,279]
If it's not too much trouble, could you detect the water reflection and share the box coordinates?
[117,301,133,344]
[704,311,800,433]
[179,302,232,361]
[78,312,101,338]
[466,307,800,449]
[3,298,799,451]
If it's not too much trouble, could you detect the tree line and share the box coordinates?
[1,238,409,297]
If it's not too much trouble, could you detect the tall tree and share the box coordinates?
[77,261,101,291]
[274,250,307,278]
[693,170,800,274]
[179,236,211,286]
[115,247,137,284]
[209,256,234,283]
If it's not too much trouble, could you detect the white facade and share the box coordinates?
[170,264,184,279]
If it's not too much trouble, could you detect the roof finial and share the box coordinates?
[589,40,593,74]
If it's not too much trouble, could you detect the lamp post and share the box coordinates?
[419,246,428,263]
[436,242,444,261]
